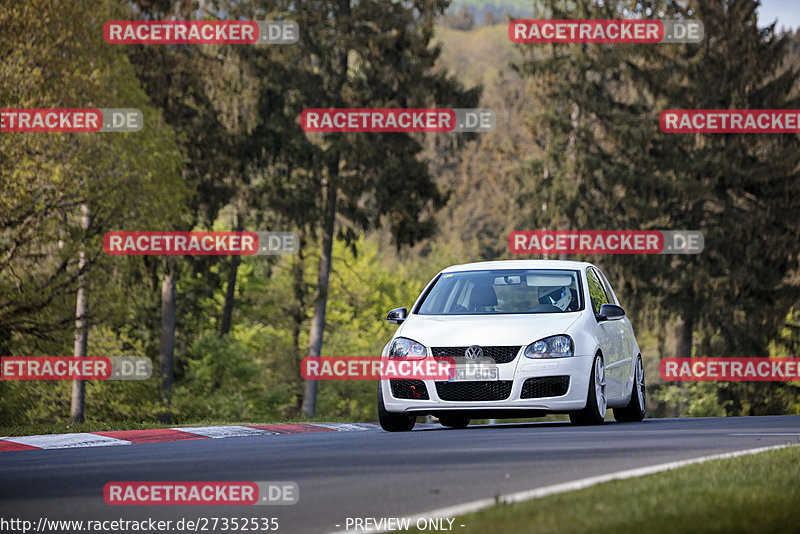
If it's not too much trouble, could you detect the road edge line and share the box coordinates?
[327,443,797,534]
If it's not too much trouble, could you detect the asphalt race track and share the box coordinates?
[1,416,799,533]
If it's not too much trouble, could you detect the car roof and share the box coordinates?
[440,259,596,274]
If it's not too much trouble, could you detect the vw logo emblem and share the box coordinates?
[464,345,483,360]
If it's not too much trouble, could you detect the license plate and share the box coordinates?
[451,366,499,381]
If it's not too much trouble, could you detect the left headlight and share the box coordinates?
[524,335,574,359]
[389,337,427,358]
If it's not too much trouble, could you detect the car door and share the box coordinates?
[596,267,636,376]
[586,267,625,399]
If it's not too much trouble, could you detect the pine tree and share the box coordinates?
[269,0,481,415]
[515,0,800,414]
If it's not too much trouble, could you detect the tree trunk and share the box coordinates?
[70,203,90,424]
[675,315,693,358]
[301,164,338,417]
[220,214,244,337]
[558,216,571,260]
[220,255,241,338]
[292,229,307,415]
[673,315,693,417]
[159,267,176,423]
[558,100,579,261]
[301,0,350,417]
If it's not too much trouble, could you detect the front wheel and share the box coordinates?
[378,383,416,432]
[613,356,646,422]
[570,354,606,426]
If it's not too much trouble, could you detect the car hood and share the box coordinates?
[396,312,582,347]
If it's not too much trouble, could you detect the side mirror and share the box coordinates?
[597,303,625,321]
[386,307,408,325]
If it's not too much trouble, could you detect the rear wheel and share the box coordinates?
[438,414,470,429]
[613,356,646,422]
[570,354,606,426]
[377,384,416,432]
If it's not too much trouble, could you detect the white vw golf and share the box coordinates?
[378,260,646,431]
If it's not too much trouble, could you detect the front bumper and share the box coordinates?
[380,354,594,414]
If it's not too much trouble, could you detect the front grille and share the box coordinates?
[435,381,513,401]
[431,346,521,364]
[390,380,429,400]
[520,376,570,398]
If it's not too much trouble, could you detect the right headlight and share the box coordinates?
[388,337,427,358]
[524,335,574,359]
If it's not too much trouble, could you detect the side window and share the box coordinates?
[596,269,617,306]
[586,268,610,315]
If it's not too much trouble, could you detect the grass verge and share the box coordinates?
[411,445,800,534]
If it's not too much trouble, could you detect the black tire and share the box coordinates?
[438,414,470,429]
[377,383,416,432]
[569,354,606,426]
[613,355,646,423]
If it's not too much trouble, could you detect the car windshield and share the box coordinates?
[417,269,583,315]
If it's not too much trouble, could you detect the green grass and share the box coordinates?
[410,445,800,534]
[0,416,364,438]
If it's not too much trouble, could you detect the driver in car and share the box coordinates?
[537,284,578,311]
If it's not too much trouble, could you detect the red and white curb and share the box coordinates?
[0,422,380,452]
